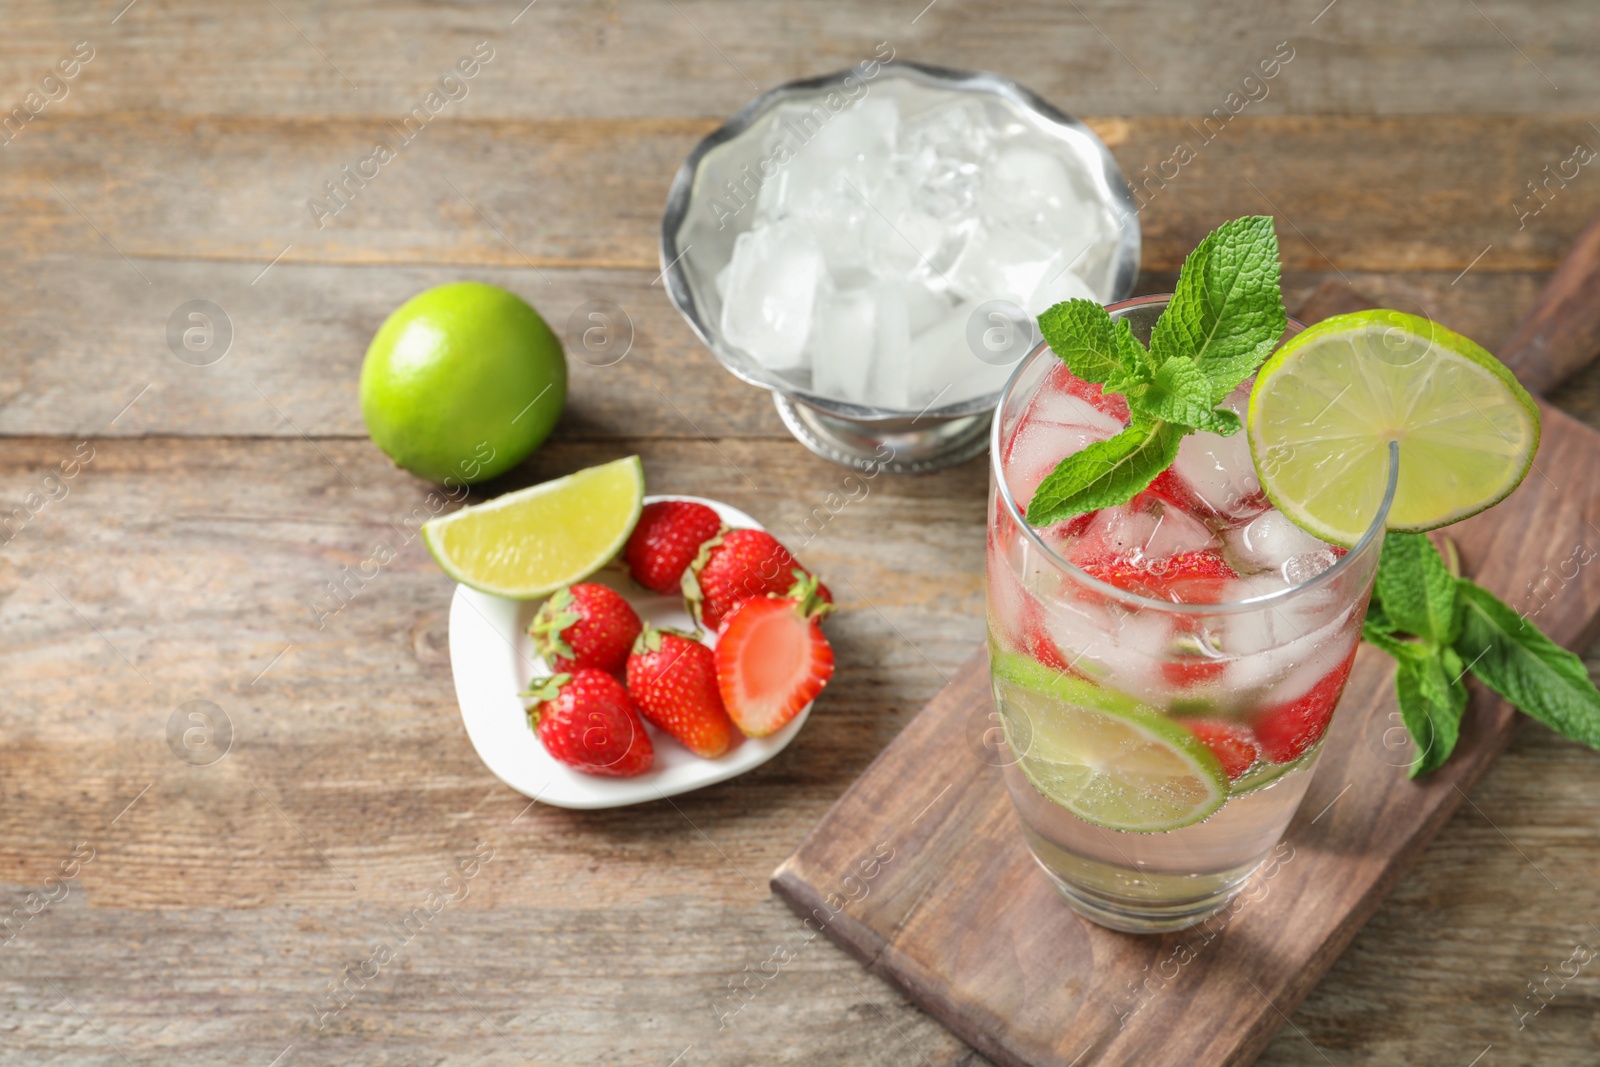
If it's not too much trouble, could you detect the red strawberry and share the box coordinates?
[626,625,735,758]
[1186,719,1261,781]
[625,500,724,595]
[522,669,653,777]
[1136,469,1195,512]
[1024,619,1071,672]
[1161,657,1228,687]
[715,574,835,737]
[1079,549,1237,604]
[1252,646,1358,764]
[687,528,814,630]
[529,583,642,675]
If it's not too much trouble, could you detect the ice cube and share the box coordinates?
[807,284,877,404]
[1224,511,1333,578]
[1169,426,1268,520]
[1069,504,1161,564]
[898,98,993,220]
[1025,388,1125,436]
[1067,609,1178,706]
[867,202,948,277]
[948,222,1062,308]
[1224,612,1359,709]
[906,301,1018,409]
[719,222,824,371]
[1003,419,1116,508]
[1282,550,1340,586]
[1143,501,1221,559]
[817,95,899,169]
[1208,576,1357,707]
[989,145,1076,210]
[865,284,913,410]
[901,279,953,336]
[1026,266,1097,318]
[772,96,899,208]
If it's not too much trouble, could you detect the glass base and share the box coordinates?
[772,392,992,474]
[1030,851,1253,934]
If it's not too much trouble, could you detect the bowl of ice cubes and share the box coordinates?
[661,61,1139,473]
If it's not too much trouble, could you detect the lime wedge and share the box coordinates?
[1247,310,1540,546]
[422,456,644,598]
[991,653,1228,832]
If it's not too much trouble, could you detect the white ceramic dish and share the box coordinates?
[448,494,812,809]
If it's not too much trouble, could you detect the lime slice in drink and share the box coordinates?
[991,653,1228,832]
[422,456,644,598]
[1247,310,1540,546]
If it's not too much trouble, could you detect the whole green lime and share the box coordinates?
[360,282,567,484]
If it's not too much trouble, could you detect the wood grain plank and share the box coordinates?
[6,115,1597,272]
[0,1,1589,119]
[0,263,1554,438]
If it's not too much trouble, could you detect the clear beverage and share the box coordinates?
[986,295,1391,933]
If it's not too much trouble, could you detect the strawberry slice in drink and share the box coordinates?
[1251,645,1358,764]
[1079,549,1239,605]
[1161,656,1228,687]
[1185,719,1261,781]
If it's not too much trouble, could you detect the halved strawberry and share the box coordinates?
[714,574,835,738]
[1252,646,1358,764]
[1186,719,1261,781]
[1079,549,1238,604]
[522,669,653,777]
[529,583,642,675]
[625,500,724,595]
[626,625,735,758]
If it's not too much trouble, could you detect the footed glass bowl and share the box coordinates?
[660,61,1139,473]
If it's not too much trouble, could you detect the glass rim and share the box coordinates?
[989,293,1397,616]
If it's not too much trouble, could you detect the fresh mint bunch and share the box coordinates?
[1026,215,1286,527]
[1364,532,1600,776]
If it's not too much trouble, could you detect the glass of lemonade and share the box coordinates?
[986,295,1394,933]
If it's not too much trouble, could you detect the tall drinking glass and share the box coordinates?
[986,295,1393,933]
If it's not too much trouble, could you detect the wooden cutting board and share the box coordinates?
[771,223,1600,1067]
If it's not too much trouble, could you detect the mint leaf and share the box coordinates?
[1026,420,1183,526]
[1455,580,1600,750]
[1037,299,1149,392]
[1364,595,1396,635]
[1148,215,1286,398]
[1137,355,1242,435]
[1362,621,1412,659]
[1394,646,1467,777]
[1375,532,1460,644]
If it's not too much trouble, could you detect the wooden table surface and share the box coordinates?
[5,3,1600,1064]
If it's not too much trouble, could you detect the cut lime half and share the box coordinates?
[1247,310,1540,546]
[422,456,644,598]
[991,653,1228,832]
